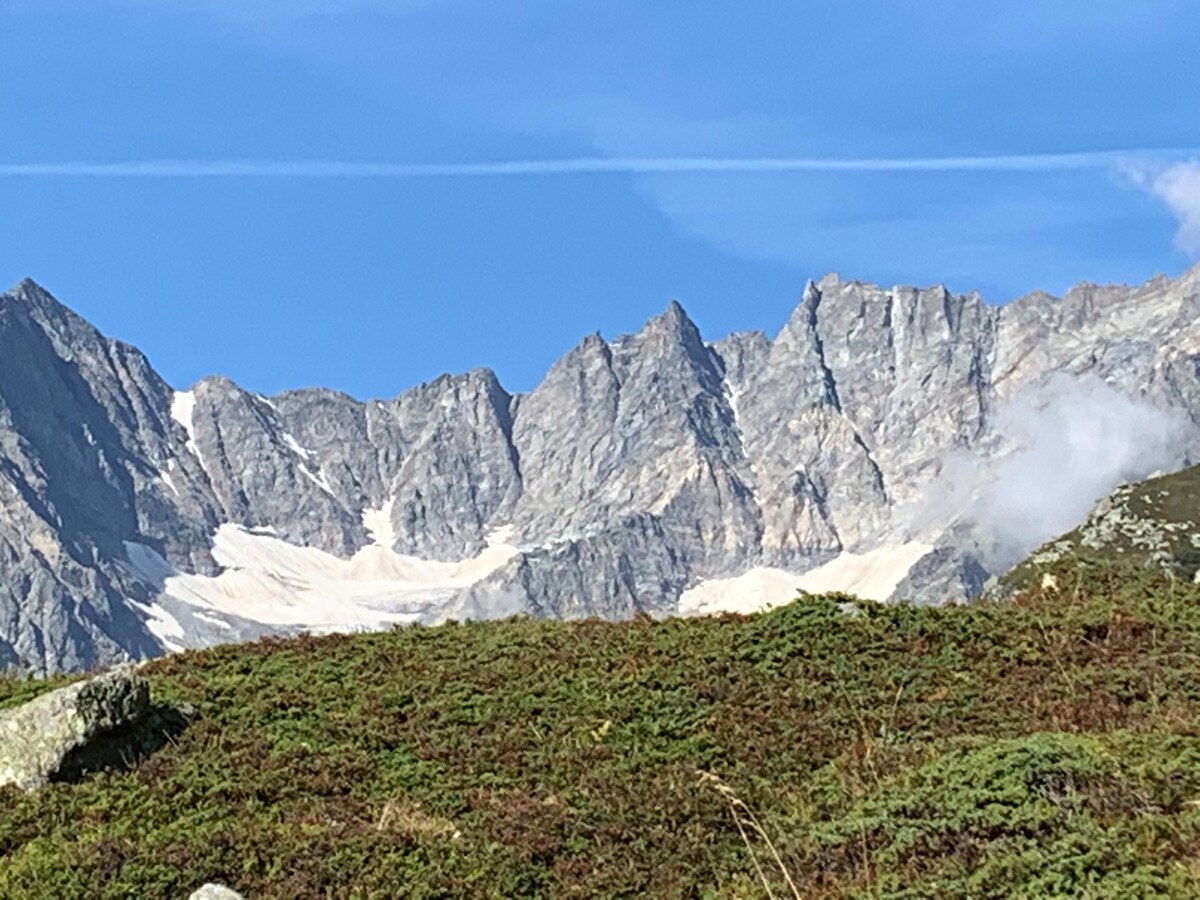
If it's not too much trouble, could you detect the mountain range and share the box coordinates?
[3,266,1199,674]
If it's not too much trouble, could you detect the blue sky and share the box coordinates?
[3,1,1200,397]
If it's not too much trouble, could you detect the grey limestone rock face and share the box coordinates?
[268,387,396,514]
[2,264,1200,673]
[891,539,992,607]
[0,280,536,671]
[738,277,996,556]
[384,369,521,560]
[0,665,149,790]
[0,638,21,671]
[0,281,192,673]
[456,514,690,622]
[182,375,366,556]
[510,302,760,575]
[712,330,770,398]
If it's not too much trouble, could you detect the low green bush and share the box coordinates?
[3,562,1200,897]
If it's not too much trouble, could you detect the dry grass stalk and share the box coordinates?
[376,798,460,841]
[698,771,803,900]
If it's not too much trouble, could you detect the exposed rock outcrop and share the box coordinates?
[0,665,149,790]
[188,885,245,900]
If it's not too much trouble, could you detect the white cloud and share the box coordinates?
[979,375,1190,564]
[1132,161,1200,257]
[905,374,1193,570]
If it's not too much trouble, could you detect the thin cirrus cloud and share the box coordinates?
[6,151,1198,275]
[1,150,1198,178]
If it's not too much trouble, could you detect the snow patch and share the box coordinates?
[298,463,335,496]
[486,524,516,547]
[126,597,186,646]
[282,431,336,496]
[362,501,396,548]
[170,391,198,454]
[281,432,314,460]
[678,542,933,616]
[121,521,520,635]
[678,568,803,616]
[192,611,233,630]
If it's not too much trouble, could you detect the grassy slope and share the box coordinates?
[5,562,1200,897]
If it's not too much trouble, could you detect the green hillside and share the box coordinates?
[6,563,1200,897]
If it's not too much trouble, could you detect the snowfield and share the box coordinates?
[122,497,932,652]
[677,542,934,616]
[122,503,519,644]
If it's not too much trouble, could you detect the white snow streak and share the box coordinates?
[282,431,336,496]
[281,432,313,459]
[362,500,396,548]
[298,464,335,496]
[125,596,186,648]
[159,460,181,496]
[170,390,199,457]
[192,611,234,630]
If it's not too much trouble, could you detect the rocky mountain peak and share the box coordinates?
[8,277,33,295]
[609,301,722,398]
[7,277,53,301]
[633,299,704,346]
[4,278,100,328]
[3,267,1200,674]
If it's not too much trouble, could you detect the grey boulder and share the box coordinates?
[188,886,246,900]
[0,664,149,790]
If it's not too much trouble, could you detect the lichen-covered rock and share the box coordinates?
[0,665,149,790]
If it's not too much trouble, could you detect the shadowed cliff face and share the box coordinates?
[2,265,1199,673]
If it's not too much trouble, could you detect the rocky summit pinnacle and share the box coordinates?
[1,270,1199,674]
